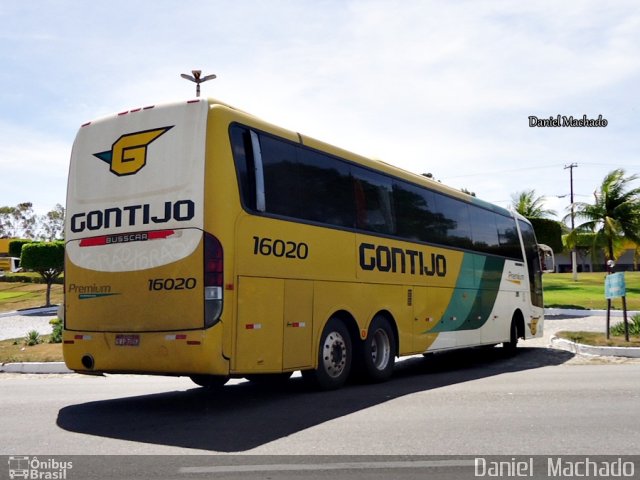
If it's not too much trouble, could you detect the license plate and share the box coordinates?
[115,334,140,346]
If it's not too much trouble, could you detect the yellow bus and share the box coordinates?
[63,98,553,389]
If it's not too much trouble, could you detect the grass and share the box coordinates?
[555,331,640,348]
[0,281,63,312]
[543,271,640,311]
[0,334,64,362]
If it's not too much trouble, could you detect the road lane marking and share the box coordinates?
[179,460,474,474]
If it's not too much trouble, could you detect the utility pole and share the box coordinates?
[565,163,578,281]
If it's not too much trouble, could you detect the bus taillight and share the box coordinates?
[204,233,223,328]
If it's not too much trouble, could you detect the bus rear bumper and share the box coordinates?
[62,327,229,376]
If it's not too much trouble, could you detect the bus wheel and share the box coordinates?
[303,318,352,390]
[190,374,229,388]
[361,315,396,382]
[502,318,519,355]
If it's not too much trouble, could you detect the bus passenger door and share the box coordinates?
[236,277,284,373]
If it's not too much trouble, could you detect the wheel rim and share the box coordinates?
[321,331,347,378]
[370,328,391,370]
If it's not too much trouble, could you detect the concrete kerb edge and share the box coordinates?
[545,308,639,318]
[550,336,640,358]
[0,362,73,374]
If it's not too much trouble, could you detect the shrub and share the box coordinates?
[8,239,33,258]
[529,218,564,253]
[49,318,63,343]
[0,273,64,284]
[610,314,640,337]
[25,330,42,346]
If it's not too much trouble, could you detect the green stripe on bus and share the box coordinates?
[427,254,505,333]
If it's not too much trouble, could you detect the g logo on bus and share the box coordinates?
[94,126,173,176]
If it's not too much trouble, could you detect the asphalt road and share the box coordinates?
[2,344,640,479]
[2,346,640,456]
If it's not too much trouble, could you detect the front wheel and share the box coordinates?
[303,317,352,390]
[502,318,519,355]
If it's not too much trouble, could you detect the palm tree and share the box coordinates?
[568,169,640,264]
[511,190,557,219]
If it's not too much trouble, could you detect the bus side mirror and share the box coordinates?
[538,244,555,273]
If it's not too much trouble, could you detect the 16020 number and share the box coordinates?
[252,236,309,259]
[148,277,197,291]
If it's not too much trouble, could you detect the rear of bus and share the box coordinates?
[63,100,227,376]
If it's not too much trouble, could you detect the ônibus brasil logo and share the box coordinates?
[94,126,173,176]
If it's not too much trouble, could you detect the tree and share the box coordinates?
[20,242,64,307]
[529,218,563,253]
[0,206,17,237]
[40,204,65,241]
[567,169,640,264]
[511,190,557,219]
[0,202,37,238]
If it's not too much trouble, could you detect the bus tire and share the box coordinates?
[502,318,519,355]
[361,315,396,382]
[190,374,229,388]
[304,317,352,390]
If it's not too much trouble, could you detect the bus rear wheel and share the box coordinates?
[303,317,352,390]
[360,315,396,382]
[190,374,229,388]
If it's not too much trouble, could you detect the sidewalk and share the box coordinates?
[0,306,59,341]
[0,306,71,374]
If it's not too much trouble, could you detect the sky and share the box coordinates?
[1,0,639,222]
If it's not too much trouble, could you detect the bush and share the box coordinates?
[0,273,64,284]
[610,314,640,337]
[49,318,63,343]
[24,330,42,346]
[529,218,564,253]
[9,239,33,258]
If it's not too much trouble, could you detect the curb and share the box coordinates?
[0,362,73,374]
[0,306,59,318]
[545,308,639,318]
[550,336,640,358]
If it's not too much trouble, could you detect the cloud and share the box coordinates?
[0,122,69,212]
[1,0,639,218]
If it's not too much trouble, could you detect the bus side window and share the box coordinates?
[229,125,257,210]
[432,195,473,249]
[352,167,395,235]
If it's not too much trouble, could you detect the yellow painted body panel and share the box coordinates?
[62,326,228,375]
[65,239,204,332]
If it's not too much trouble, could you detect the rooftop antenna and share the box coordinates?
[180,70,217,97]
